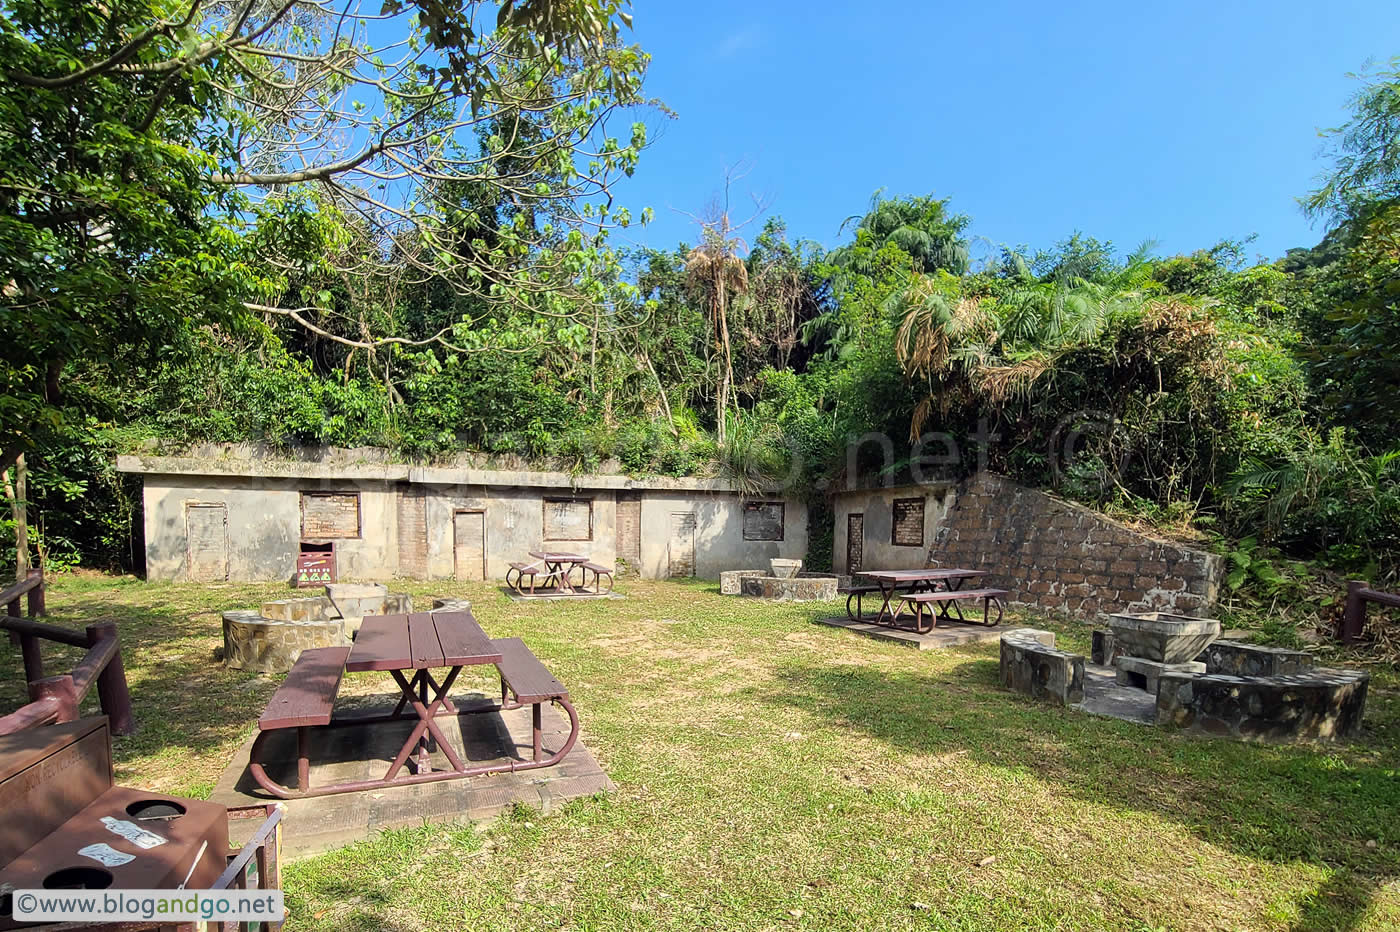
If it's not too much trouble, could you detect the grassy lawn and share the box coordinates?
[4,574,1399,931]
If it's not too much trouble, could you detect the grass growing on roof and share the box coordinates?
[3,574,1398,930]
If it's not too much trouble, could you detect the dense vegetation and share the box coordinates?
[2,4,1398,616]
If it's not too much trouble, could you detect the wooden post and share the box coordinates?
[87,620,135,735]
[1340,580,1367,644]
[25,567,44,617]
[19,632,42,683]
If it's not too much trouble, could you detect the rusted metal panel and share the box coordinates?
[543,498,592,541]
[185,502,228,581]
[453,510,486,581]
[742,501,785,541]
[668,512,696,578]
[301,491,361,538]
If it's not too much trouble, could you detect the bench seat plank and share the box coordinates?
[259,646,351,730]
[901,588,1008,602]
[493,637,568,703]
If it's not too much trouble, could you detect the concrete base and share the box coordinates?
[1078,663,1158,725]
[210,697,612,857]
[500,587,624,602]
[816,616,1024,650]
[1113,655,1206,696]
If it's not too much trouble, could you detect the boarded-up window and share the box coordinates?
[891,497,924,547]
[543,498,592,541]
[742,501,785,541]
[301,492,360,539]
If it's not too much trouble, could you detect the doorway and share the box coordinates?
[846,513,864,574]
[667,512,696,578]
[453,510,486,581]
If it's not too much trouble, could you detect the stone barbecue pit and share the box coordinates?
[1000,612,1371,743]
[222,582,429,674]
[719,560,848,603]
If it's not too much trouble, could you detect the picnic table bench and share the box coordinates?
[248,612,579,799]
[901,587,1008,632]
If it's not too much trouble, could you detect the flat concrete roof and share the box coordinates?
[115,454,755,494]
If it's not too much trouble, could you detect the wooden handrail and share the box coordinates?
[0,613,91,647]
[0,573,134,736]
[0,570,43,603]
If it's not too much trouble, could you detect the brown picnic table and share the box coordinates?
[248,611,580,798]
[506,550,615,596]
[846,568,1002,633]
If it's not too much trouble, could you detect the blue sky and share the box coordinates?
[608,0,1400,265]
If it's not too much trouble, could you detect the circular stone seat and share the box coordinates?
[1155,667,1370,741]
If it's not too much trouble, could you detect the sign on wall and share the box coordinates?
[742,501,785,541]
[301,492,361,539]
[544,498,592,540]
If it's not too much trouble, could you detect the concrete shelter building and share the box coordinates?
[117,448,808,583]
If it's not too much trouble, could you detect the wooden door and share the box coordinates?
[453,511,486,581]
[186,503,229,582]
[847,513,864,574]
[667,512,696,578]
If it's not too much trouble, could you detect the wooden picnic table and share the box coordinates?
[527,551,591,593]
[249,610,582,798]
[850,568,991,628]
[347,611,502,777]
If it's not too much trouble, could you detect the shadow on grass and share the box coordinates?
[768,651,1400,931]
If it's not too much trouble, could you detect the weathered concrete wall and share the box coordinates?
[927,472,1223,620]
[131,457,805,582]
[418,484,619,580]
[636,491,808,579]
[832,482,955,574]
[143,475,398,583]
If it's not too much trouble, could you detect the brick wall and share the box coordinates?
[891,497,925,546]
[301,492,360,538]
[927,473,1222,619]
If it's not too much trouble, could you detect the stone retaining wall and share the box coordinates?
[929,473,1223,621]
